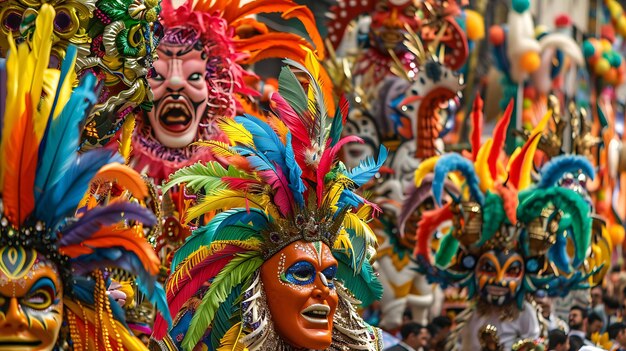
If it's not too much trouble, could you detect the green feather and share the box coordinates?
[210,283,244,349]
[170,219,223,271]
[435,230,459,266]
[182,252,263,351]
[163,161,251,194]
[278,66,308,114]
[329,109,343,146]
[475,191,505,247]
[334,252,382,307]
[215,224,263,242]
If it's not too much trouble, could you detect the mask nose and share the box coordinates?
[0,298,28,332]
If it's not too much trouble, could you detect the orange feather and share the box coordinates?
[2,94,38,226]
[60,226,160,275]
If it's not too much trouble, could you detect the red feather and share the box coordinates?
[414,203,454,262]
[3,94,38,226]
[316,135,363,205]
[271,93,310,147]
[338,94,349,124]
[152,245,246,340]
[259,164,293,216]
[488,99,513,178]
[508,133,540,189]
[222,177,261,190]
[470,94,483,161]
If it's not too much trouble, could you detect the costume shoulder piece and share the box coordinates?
[0,5,170,349]
[150,52,386,351]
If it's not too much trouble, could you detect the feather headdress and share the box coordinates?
[413,99,601,307]
[0,5,170,349]
[151,53,386,351]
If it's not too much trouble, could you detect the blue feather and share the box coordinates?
[548,230,571,274]
[346,146,388,187]
[235,115,287,171]
[38,45,78,162]
[34,73,98,210]
[136,277,172,327]
[537,155,595,189]
[170,209,268,270]
[67,276,96,304]
[284,132,305,207]
[432,154,483,206]
[59,203,157,246]
[37,149,121,228]
[337,189,365,209]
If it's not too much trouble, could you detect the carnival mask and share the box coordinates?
[343,110,381,170]
[260,240,339,350]
[148,43,208,148]
[475,250,524,306]
[370,0,420,53]
[0,247,63,351]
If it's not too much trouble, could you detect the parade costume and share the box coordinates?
[150,56,385,351]
[0,6,169,349]
[130,0,326,183]
[325,0,481,330]
[0,0,163,149]
[412,103,607,349]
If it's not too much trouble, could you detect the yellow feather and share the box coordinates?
[0,34,19,187]
[168,247,211,291]
[475,139,494,192]
[29,4,54,139]
[333,229,354,255]
[414,156,439,187]
[517,110,551,190]
[217,118,253,147]
[119,114,136,164]
[185,190,272,224]
[322,175,353,210]
[217,322,247,351]
[343,211,377,245]
[193,140,237,158]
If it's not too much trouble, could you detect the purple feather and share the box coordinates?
[59,202,156,246]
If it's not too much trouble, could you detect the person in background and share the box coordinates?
[604,296,622,326]
[426,323,441,351]
[536,290,570,333]
[591,286,604,310]
[385,322,431,351]
[587,312,605,339]
[430,316,453,350]
[569,305,592,347]
[607,322,626,351]
[548,329,570,351]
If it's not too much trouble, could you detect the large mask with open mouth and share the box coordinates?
[370,0,420,53]
[0,247,63,351]
[260,240,339,349]
[475,250,524,306]
[148,42,208,148]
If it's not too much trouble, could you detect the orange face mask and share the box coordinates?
[260,240,339,349]
[0,246,63,351]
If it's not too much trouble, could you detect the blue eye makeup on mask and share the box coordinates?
[321,265,337,288]
[283,261,316,285]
